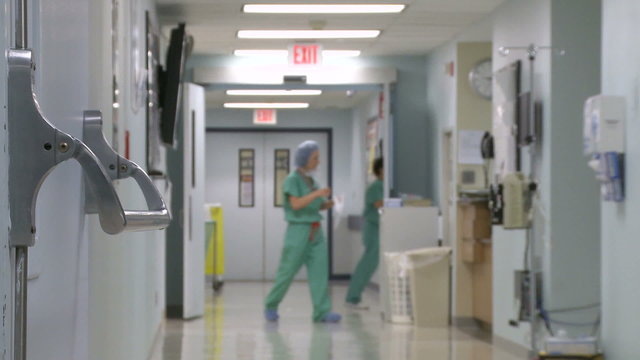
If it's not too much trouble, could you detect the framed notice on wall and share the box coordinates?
[274,149,290,207]
[239,149,255,207]
[366,117,381,179]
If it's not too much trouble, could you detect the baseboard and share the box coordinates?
[146,318,166,360]
[166,305,183,319]
[493,335,530,358]
[330,274,351,281]
[452,316,477,327]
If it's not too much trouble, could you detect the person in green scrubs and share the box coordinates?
[264,140,342,323]
[345,158,384,309]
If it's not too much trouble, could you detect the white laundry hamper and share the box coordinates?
[384,252,414,324]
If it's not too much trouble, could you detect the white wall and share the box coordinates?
[88,1,167,359]
[601,0,640,358]
[206,108,356,275]
[491,0,552,348]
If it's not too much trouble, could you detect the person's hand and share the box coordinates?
[323,200,335,209]
[316,187,331,198]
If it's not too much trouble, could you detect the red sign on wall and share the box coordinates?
[254,109,277,125]
[289,44,322,66]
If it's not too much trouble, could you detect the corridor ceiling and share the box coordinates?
[157,0,505,56]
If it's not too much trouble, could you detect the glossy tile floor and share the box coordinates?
[150,282,525,360]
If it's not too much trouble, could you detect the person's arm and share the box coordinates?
[373,200,383,209]
[289,188,331,210]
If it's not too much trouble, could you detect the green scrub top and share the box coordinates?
[363,179,383,224]
[283,170,325,223]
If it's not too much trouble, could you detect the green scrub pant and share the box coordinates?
[345,221,379,304]
[265,223,331,322]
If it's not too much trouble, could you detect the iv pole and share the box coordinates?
[497,43,564,358]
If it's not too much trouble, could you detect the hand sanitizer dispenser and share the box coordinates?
[583,95,625,201]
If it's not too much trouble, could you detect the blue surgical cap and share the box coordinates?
[294,140,319,168]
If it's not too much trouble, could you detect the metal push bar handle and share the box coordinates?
[83,110,171,232]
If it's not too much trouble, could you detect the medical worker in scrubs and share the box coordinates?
[264,140,342,323]
[345,157,383,309]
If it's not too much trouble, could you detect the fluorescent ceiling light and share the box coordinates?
[243,4,406,14]
[224,102,310,109]
[234,49,361,58]
[234,49,289,57]
[237,30,380,39]
[323,50,361,57]
[226,90,322,96]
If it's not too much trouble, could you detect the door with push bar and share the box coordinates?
[4,1,172,359]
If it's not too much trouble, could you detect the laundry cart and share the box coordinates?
[205,204,225,292]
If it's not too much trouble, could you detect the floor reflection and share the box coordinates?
[149,282,523,360]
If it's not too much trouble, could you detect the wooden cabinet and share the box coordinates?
[459,201,493,325]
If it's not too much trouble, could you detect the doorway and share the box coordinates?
[205,129,333,281]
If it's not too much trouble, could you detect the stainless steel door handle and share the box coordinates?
[73,139,127,234]
[83,110,171,232]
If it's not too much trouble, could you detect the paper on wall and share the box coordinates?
[458,130,485,165]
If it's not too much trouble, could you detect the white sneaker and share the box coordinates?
[345,302,369,310]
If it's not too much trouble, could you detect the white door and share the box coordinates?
[206,132,266,280]
[206,131,329,281]
[182,84,206,318]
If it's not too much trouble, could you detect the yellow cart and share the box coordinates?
[205,205,225,292]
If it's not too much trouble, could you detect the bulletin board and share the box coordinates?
[274,149,290,207]
[238,149,255,207]
[366,117,382,179]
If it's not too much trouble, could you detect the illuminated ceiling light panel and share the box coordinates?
[226,90,323,96]
[322,50,361,57]
[233,49,289,57]
[242,4,406,14]
[237,30,380,39]
[234,49,361,58]
[223,102,310,109]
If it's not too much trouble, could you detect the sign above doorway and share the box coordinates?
[254,109,278,125]
[289,44,322,66]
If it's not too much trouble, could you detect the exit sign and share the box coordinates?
[289,44,323,66]
[254,109,277,125]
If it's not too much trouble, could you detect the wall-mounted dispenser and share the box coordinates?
[583,95,625,202]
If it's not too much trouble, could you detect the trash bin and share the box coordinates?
[204,204,225,292]
[384,247,452,326]
[407,247,451,327]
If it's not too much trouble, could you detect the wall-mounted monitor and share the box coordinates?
[159,23,188,147]
[492,60,522,182]
[517,91,531,147]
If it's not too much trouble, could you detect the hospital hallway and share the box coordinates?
[149,282,521,360]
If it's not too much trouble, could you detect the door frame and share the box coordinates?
[206,127,344,280]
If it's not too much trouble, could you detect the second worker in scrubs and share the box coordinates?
[345,157,384,309]
[264,140,342,323]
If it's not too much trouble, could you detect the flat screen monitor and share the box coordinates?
[517,91,532,146]
[160,23,187,147]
